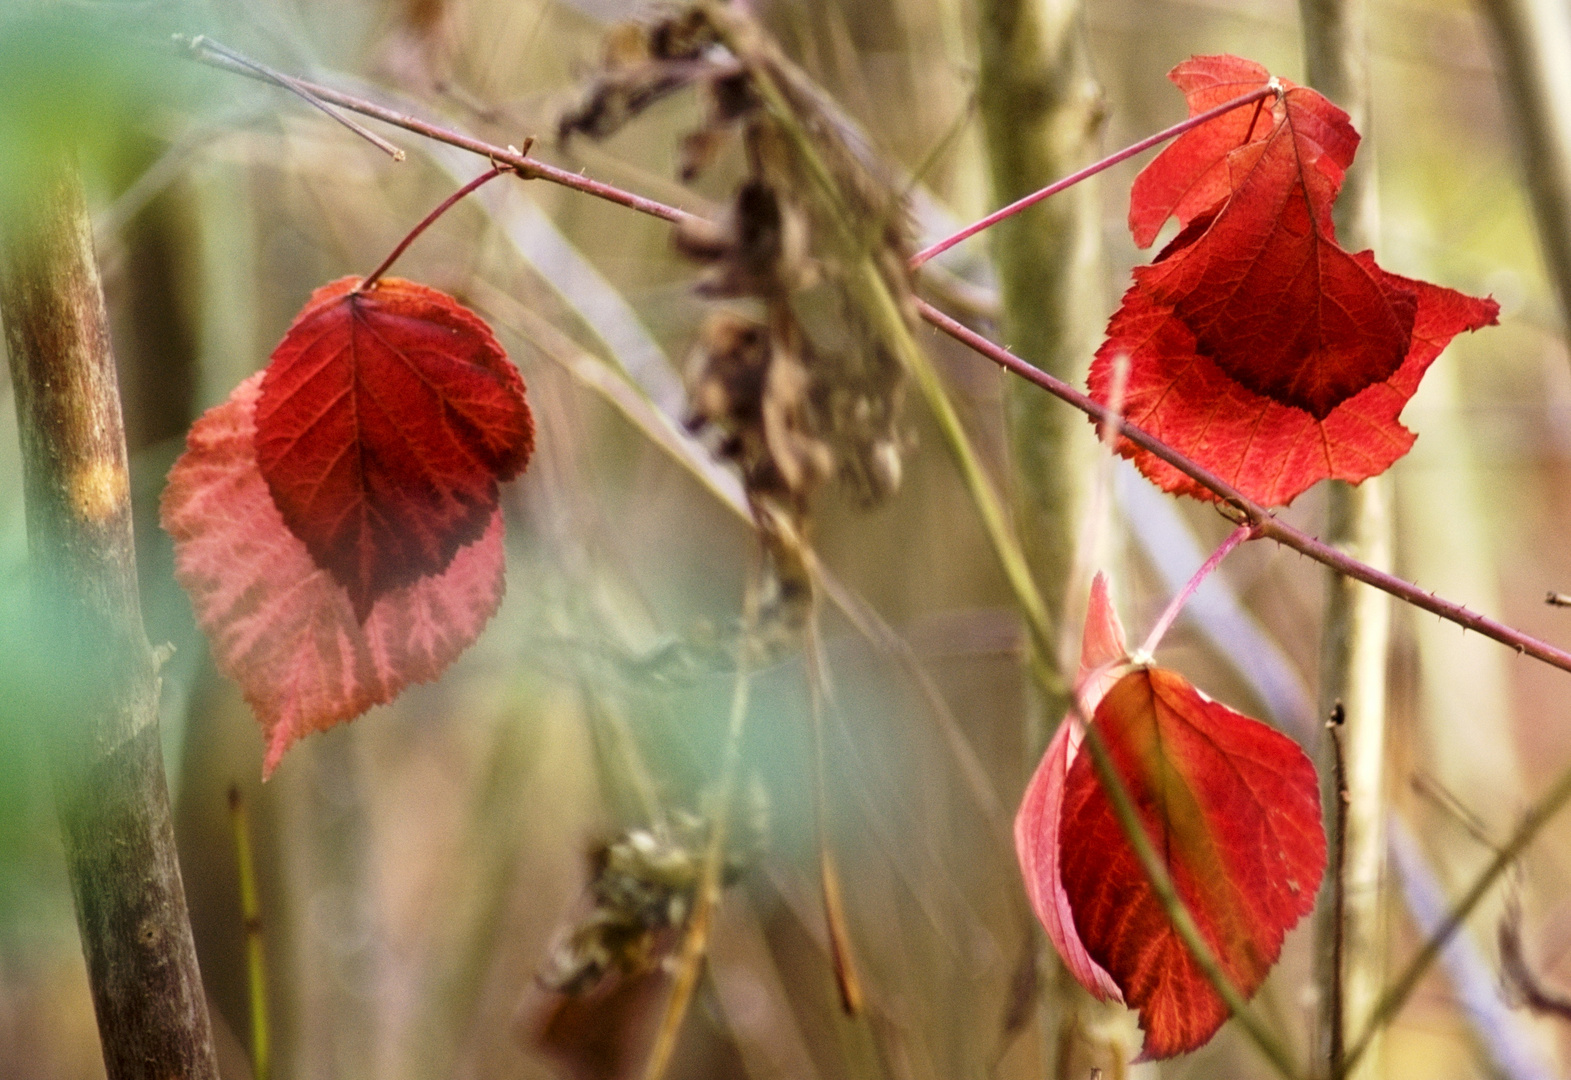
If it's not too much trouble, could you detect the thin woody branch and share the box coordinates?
[182,40,1571,678]
[914,300,1571,676]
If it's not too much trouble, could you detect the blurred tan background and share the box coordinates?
[2,1,1571,1078]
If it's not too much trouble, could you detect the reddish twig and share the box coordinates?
[187,43,1571,679]
[908,84,1278,268]
[915,298,1571,676]
[358,163,516,291]
[1137,521,1256,657]
[184,40,700,228]
[181,35,406,161]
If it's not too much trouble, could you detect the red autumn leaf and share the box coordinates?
[1127,55,1354,249]
[162,373,508,778]
[1129,55,1412,417]
[1094,54,1498,504]
[1015,573,1129,1003]
[255,276,533,620]
[1090,272,1498,507]
[1057,667,1324,1059]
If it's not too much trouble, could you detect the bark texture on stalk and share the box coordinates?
[1299,3,1390,1077]
[1476,0,1571,330]
[976,0,1106,718]
[0,153,219,1080]
[976,1,1112,1074]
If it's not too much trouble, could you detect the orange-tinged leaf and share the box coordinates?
[255,276,532,620]
[161,373,508,778]
[1058,667,1324,1058]
[1015,574,1128,1003]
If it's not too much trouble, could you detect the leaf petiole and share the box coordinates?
[1137,522,1258,659]
[357,159,526,292]
[908,85,1278,269]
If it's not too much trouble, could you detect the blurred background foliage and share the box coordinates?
[3,0,1571,1078]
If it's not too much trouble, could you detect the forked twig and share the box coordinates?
[181,35,406,160]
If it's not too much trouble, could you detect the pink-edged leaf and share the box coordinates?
[1015,572,1130,1003]
[1074,572,1129,713]
[161,373,507,778]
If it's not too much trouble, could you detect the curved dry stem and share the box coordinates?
[1137,522,1256,659]
[641,571,760,1080]
[805,612,865,1016]
[914,85,1274,268]
[358,164,513,290]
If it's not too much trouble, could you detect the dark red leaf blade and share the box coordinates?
[255,276,533,620]
[1016,573,1129,1003]
[1138,145,1416,417]
[1089,274,1498,507]
[1058,667,1325,1059]
[162,373,509,778]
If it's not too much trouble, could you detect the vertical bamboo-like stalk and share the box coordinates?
[0,152,220,1080]
[1475,0,1571,329]
[974,2,1108,1075]
[1299,3,1390,1077]
[975,0,1106,706]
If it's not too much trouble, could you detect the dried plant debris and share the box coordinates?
[540,790,768,997]
[556,10,731,144]
[562,2,917,627]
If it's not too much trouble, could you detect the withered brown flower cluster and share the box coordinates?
[539,793,767,996]
[560,1,918,631]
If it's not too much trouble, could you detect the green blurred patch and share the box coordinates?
[0,3,204,212]
[0,560,72,955]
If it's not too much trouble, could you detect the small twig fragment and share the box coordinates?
[180,34,407,160]
[805,617,864,1016]
[1326,703,1348,1076]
